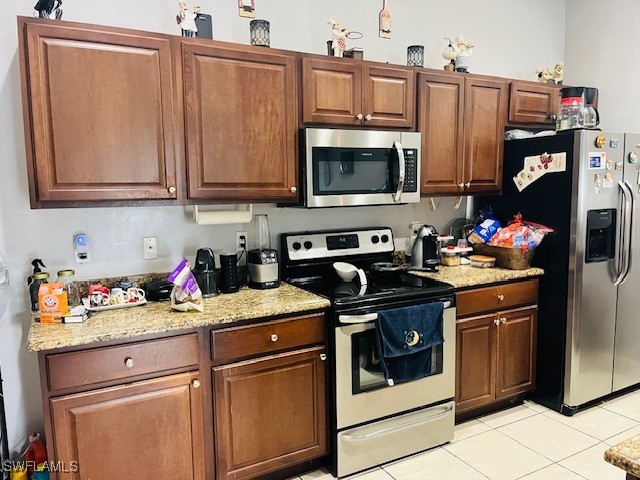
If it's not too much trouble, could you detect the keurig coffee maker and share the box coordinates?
[248,214,280,289]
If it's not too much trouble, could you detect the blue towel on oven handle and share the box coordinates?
[375,302,445,386]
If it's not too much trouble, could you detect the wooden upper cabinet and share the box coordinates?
[50,372,204,480]
[302,57,414,128]
[462,76,508,194]
[417,72,464,195]
[19,20,178,205]
[180,42,298,202]
[418,72,506,196]
[363,65,415,128]
[509,81,560,124]
[302,57,362,125]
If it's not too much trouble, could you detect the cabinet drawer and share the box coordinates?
[456,279,538,317]
[46,334,199,391]
[211,313,325,363]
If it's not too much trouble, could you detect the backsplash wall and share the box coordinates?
[0,0,565,454]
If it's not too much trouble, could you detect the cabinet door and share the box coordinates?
[462,77,508,194]
[417,72,464,195]
[456,314,497,414]
[302,57,362,125]
[496,308,537,399]
[213,347,327,480]
[509,81,559,124]
[22,23,178,204]
[50,372,204,480]
[182,42,298,201]
[363,65,415,128]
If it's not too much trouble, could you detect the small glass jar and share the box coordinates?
[441,249,461,266]
[557,96,584,131]
[56,269,77,306]
[250,19,270,47]
[407,45,425,67]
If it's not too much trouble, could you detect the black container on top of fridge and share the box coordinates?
[476,129,640,415]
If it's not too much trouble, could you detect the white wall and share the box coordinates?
[564,0,639,132]
[0,0,565,455]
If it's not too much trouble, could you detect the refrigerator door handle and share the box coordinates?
[614,181,629,286]
[620,181,634,284]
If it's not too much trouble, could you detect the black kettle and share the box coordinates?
[192,248,218,297]
[410,225,440,268]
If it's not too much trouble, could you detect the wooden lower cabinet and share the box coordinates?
[213,346,327,480]
[49,372,205,480]
[455,280,538,417]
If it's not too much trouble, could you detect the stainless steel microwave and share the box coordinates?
[304,128,421,208]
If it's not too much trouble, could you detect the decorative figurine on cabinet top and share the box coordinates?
[379,0,392,39]
[177,1,201,37]
[536,67,554,84]
[442,38,457,71]
[535,62,563,84]
[452,35,474,73]
[34,0,62,19]
[328,18,349,57]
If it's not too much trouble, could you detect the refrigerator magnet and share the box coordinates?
[603,173,613,188]
[589,152,606,169]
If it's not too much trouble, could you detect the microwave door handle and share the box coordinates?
[393,140,405,203]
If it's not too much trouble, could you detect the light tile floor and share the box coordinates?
[294,390,640,480]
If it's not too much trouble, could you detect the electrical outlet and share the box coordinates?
[143,237,158,260]
[236,231,248,252]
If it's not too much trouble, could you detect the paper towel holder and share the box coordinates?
[192,204,253,225]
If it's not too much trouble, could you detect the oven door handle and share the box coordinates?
[393,140,405,203]
[341,403,454,443]
[338,313,378,324]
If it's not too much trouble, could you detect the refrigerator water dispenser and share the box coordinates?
[586,209,616,263]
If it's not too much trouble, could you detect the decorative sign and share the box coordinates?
[238,0,255,18]
[379,0,391,39]
[513,152,567,192]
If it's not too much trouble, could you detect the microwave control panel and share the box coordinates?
[402,150,418,192]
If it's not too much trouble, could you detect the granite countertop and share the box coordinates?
[605,435,640,477]
[27,283,331,352]
[410,265,544,289]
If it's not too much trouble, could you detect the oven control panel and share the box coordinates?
[283,228,394,261]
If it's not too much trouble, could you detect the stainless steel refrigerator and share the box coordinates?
[477,129,640,415]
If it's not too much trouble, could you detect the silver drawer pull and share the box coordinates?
[342,404,454,443]
[124,357,134,368]
[497,294,505,301]
[192,379,201,388]
[501,317,507,324]
[339,313,378,324]
[320,354,327,361]
[494,318,500,326]
[270,333,279,342]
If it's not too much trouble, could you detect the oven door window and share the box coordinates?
[352,328,443,395]
[312,147,399,195]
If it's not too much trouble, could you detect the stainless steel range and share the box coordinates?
[280,227,456,478]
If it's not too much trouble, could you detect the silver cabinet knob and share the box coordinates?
[168,186,177,195]
[465,182,471,188]
[320,354,327,361]
[192,379,201,388]
[501,317,507,324]
[494,318,500,326]
[458,183,464,190]
[289,186,297,194]
[364,114,372,122]
[549,114,557,122]
[356,113,364,121]
[124,357,134,368]
[270,333,279,342]
[497,294,505,301]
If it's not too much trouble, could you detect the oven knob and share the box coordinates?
[292,242,301,251]
[304,241,313,250]
[371,235,380,244]
[381,234,389,243]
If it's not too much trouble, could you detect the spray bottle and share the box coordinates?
[27,259,49,314]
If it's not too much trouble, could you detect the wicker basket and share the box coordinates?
[472,244,536,270]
